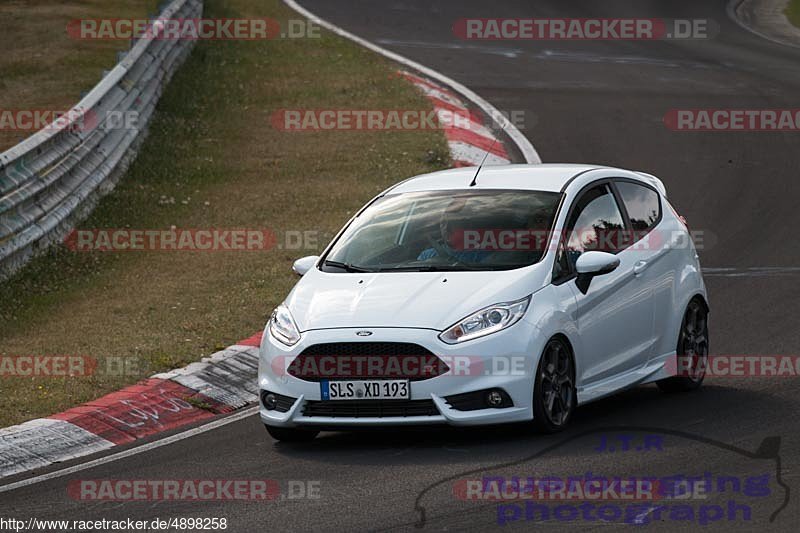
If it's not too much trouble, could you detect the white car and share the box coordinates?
[259,164,709,441]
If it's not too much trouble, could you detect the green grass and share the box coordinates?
[0,0,158,151]
[0,0,449,427]
[787,0,800,28]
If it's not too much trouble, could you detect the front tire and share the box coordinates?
[264,424,319,442]
[532,337,576,433]
[657,298,708,393]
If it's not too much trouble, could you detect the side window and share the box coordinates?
[553,241,571,281]
[615,181,661,233]
[562,184,625,272]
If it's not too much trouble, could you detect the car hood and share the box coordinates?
[285,264,549,331]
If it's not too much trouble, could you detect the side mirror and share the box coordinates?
[574,251,620,294]
[292,255,319,276]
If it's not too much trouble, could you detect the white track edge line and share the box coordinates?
[726,0,800,49]
[283,0,542,164]
[0,406,259,494]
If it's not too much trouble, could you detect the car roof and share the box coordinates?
[387,164,665,197]
[389,164,601,194]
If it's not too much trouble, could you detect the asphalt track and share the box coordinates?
[2,1,800,531]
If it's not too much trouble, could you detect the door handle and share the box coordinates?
[633,260,648,275]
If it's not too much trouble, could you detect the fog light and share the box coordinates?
[486,390,504,407]
[264,393,278,410]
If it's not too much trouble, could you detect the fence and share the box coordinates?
[0,0,203,279]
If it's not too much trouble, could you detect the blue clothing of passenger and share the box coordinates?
[417,246,491,264]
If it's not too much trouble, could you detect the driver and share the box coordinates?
[416,197,491,263]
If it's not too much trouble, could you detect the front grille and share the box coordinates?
[302,399,439,418]
[288,342,449,382]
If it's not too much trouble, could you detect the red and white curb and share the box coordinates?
[398,71,512,167]
[0,333,263,479]
[284,0,540,165]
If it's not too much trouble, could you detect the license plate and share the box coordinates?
[321,379,410,400]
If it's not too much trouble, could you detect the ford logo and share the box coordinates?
[356,331,373,337]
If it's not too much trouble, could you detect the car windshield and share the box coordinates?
[322,189,562,272]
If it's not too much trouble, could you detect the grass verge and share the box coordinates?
[787,0,800,28]
[0,0,449,427]
[0,0,158,151]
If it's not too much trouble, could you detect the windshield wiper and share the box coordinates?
[322,260,374,273]
[377,265,479,272]
[377,263,533,272]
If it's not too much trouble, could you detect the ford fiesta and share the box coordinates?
[258,164,709,441]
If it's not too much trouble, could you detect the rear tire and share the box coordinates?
[532,337,576,433]
[657,298,708,393]
[264,425,319,442]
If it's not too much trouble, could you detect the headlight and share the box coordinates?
[439,295,531,344]
[269,304,301,346]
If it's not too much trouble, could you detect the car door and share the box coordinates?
[612,178,671,362]
[552,182,655,388]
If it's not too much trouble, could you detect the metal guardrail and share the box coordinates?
[0,0,203,279]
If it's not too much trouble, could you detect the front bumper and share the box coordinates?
[258,326,540,428]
